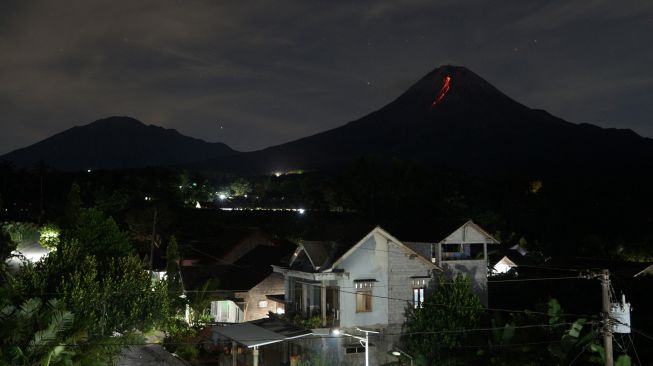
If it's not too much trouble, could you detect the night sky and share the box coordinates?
[1,0,652,155]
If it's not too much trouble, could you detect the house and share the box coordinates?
[405,220,499,305]
[178,228,295,324]
[273,226,440,365]
[490,247,542,276]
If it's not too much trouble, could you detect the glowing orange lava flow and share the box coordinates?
[431,75,451,107]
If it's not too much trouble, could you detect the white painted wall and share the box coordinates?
[335,233,390,328]
[210,300,243,323]
[333,231,436,328]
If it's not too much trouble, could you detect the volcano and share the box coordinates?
[194,65,653,175]
[1,116,236,171]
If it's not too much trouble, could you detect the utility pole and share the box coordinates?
[149,209,158,276]
[600,269,613,366]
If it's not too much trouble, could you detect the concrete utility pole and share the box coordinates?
[149,209,157,276]
[601,269,613,366]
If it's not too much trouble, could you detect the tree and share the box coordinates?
[402,274,483,365]
[229,178,252,197]
[0,228,16,285]
[17,242,168,338]
[166,236,184,308]
[63,183,83,229]
[2,222,40,249]
[188,279,217,325]
[38,223,60,250]
[67,208,132,257]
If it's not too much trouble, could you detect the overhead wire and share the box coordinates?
[31,321,580,347]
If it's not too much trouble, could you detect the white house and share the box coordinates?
[273,226,440,365]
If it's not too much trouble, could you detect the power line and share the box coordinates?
[488,276,586,283]
[628,334,642,366]
[32,322,579,347]
[293,279,594,318]
[632,328,653,343]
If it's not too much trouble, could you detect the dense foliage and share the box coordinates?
[402,274,484,364]
[1,197,172,364]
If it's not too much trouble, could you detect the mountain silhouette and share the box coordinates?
[1,116,236,171]
[192,65,653,175]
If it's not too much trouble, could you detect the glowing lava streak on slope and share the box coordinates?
[431,75,451,107]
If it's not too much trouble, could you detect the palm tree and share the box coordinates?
[0,297,80,366]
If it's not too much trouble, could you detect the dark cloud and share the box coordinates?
[1,0,652,154]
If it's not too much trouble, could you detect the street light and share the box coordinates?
[391,348,414,365]
[331,327,379,366]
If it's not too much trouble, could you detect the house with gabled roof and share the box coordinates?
[273,226,440,363]
[274,226,440,330]
[179,229,295,324]
[405,220,500,305]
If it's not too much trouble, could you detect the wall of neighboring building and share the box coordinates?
[294,327,403,366]
[210,300,243,323]
[387,241,436,325]
[334,233,390,328]
[241,273,285,321]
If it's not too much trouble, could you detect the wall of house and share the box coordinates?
[387,241,436,325]
[294,327,403,366]
[335,233,390,328]
[440,224,493,244]
[210,300,243,323]
[241,273,285,321]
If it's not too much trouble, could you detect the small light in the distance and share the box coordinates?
[218,194,227,200]
[298,208,305,215]
[87,169,91,173]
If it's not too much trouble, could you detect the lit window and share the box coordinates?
[412,277,428,309]
[413,288,425,309]
[258,300,268,308]
[354,280,374,313]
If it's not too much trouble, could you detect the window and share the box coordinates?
[412,277,428,309]
[354,280,375,313]
[413,288,425,309]
[345,346,366,354]
[356,289,373,312]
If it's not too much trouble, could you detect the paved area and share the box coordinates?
[117,344,188,366]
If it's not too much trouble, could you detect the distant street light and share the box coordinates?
[391,348,414,365]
